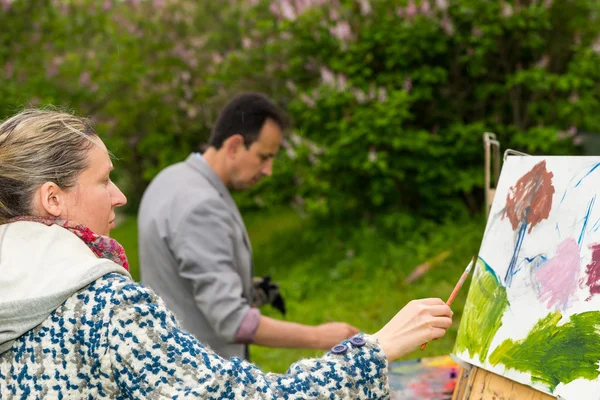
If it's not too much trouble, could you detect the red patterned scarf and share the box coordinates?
[7,216,130,271]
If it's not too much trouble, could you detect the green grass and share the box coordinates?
[111,208,485,373]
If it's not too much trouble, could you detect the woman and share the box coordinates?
[0,109,453,399]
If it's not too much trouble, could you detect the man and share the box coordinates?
[138,92,358,359]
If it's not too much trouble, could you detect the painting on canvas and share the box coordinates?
[454,156,600,400]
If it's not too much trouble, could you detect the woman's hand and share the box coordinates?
[373,298,453,361]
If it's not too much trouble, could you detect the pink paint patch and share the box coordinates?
[534,237,580,310]
[584,244,600,300]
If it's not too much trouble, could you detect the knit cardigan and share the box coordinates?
[0,273,391,399]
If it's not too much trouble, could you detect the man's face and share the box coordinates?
[229,118,282,190]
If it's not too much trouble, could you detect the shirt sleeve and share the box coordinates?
[236,307,261,344]
[107,280,390,399]
[170,196,250,343]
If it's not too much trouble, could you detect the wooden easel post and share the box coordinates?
[451,141,556,399]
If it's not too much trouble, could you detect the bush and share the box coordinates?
[2,0,598,221]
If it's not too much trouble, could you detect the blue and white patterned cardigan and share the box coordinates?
[0,273,390,399]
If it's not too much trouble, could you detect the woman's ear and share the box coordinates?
[36,182,68,218]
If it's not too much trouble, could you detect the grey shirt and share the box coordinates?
[138,154,256,359]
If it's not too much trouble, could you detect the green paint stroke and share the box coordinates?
[489,311,600,391]
[454,261,509,361]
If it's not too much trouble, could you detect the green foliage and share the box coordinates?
[215,0,596,222]
[1,0,598,221]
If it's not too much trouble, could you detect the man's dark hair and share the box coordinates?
[209,92,289,149]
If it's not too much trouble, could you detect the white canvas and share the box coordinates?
[454,156,600,400]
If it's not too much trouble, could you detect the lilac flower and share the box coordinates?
[329,21,352,41]
[377,87,387,102]
[4,61,14,78]
[336,73,347,90]
[300,93,316,108]
[440,14,454,35]
[358,0,372,16]
[435,0,448,11]
[286,80,298,93]
[368,146,377,162]
[320,66,336,85]
[501,2,513,17]
[405,0,417,17]
[280,0,297,20]
[403,77,412,93]
[79,71,91,86]
[535,54,549,68]
[420,0,431,15]
[352,88,367,104]
[569,92,580,103]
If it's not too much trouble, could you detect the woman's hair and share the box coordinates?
[0,108,98,224]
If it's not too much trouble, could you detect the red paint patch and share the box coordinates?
[503,160,555,233]
[585,244,600,300]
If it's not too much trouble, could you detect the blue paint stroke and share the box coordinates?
[560,190,567,205]
[578,196,596,245]
[592,217,600,233]
[575,163,600,187]
[480,257,503,286]
[505,220,528,287]
[556,223,561,238]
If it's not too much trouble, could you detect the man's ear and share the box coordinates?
[223,134,245,158]
[36,181,68,218]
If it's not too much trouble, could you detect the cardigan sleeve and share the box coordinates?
[106,277,390,399]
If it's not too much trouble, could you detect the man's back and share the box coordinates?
[138,155,254,359]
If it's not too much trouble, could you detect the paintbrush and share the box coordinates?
[420,255,477,351]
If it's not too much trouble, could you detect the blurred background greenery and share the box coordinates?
[4,0,600,372]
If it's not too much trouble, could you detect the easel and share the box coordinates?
[451,134,556,400]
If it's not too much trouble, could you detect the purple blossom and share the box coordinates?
[403,77,412,93]
[242,37,253,48]
[79,71,91,86]
[358,0,371,16]
[352,88,367,104]
[405,0,417,17]
[420,0,431,15]
[535,54,549,68]
[329,21,352,41]
[336,73,347,90]
[320,66,336,85]
[368,146,377,162]
[103,0,112,11]
[286,80,298,93]
[593,36,600,54]
[4,61,13,78]
[471,26,483,37]
[435,0,448,11]
[501,2,513,17]
[569,92,580,103]
[440,14,454,35]
[300,93,316,108]
[377,87,387,102]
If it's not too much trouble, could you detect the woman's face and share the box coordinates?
[61,138,127,236]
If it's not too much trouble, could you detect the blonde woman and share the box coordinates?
[0,109,453,399]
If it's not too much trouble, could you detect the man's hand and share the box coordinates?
[312,322,360,350]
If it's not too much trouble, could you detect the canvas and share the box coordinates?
[454,156,600,400]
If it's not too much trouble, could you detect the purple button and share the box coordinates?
[350,336,366,347]
[331,344,348,355]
